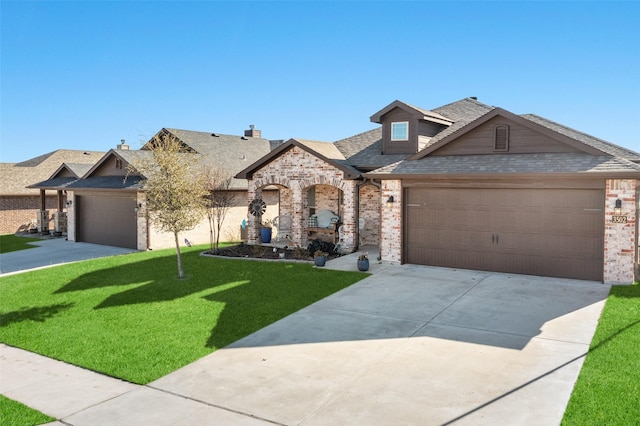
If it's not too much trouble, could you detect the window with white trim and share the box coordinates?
[391,121,409,141]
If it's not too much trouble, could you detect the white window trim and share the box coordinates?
[391,121,409,141]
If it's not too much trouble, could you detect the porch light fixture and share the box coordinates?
[614,199,622,215]
[386,195,395,204]
[135,203,142,213]
[65,200,72,207]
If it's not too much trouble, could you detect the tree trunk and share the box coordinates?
[208,212,214,253]
[174,231,184,279]
[215,216,222,254]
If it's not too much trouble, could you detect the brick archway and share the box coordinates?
[245,146,359,251]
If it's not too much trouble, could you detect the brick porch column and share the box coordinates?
[381,180,402,263]
[604,179,637,284]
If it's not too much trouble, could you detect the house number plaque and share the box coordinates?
[611,215,628,224]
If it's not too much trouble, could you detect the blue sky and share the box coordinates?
[1,1,639,163]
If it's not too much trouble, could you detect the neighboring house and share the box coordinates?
[31,128,282,250]
[0,150,104,235]
[237,97,640,284]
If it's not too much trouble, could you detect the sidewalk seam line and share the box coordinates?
[145,385,286,426]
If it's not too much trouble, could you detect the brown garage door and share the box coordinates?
[404,188,604,281]
[76,194,137,249]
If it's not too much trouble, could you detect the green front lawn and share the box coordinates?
[0,395,55,426]
[0,234,41,254]
[562,283,640,425]
[0,245,367,384]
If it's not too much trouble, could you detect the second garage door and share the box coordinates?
[404,187,604,281]
[76,193,138,249]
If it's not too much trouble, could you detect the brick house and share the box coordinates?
[0,150,103,235]
[237,98,640,284]
[31,128,282,251]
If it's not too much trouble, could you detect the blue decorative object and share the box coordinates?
[357,259,369,271]
[261,227,272,243]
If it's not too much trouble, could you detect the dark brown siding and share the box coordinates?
[432,116,582,156]
[93,155,128,177]
[76,193,137,249]
[382,109,418,155]
[404,187,604,281]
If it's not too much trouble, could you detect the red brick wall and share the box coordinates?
[0,195,58,234]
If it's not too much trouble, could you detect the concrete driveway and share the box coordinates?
[55,257,609,426]
[0,237,136,275]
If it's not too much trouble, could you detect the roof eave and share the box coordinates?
[370,100,454,125]
[363,171,640,180]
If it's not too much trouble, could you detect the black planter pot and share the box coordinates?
[314,256,326,267]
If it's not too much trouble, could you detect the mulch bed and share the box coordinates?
[206,242,342,261]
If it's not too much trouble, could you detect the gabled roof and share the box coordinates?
[370,100,454,126]
[79,149,151,180]
[72,149,192,191]
[409,108,608,160]
[236,138,361,180]
[27,149,148,192]
[62,163,95,178]
[152,128,278,189]
[1,149,104,196]
[521,114,640,161]
[28,162,96,190]
[334,98,494,171]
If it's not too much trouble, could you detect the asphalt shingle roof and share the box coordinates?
[369,153,640,176]
[65,175,144,190]
[164,129,275,190]
[334,98,495,170]
[1,150,104,196]
[521,114,640,160]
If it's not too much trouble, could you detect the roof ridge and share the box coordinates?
[432,97,494,114]
[14,150,59,166]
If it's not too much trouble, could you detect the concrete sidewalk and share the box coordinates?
[0,238,136,275]
[0,252,610,425]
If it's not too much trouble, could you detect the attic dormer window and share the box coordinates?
[494,125,509,151]
[391,122,409,141]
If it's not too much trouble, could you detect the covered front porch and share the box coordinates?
[247,178,358,252]
[236,140,382,253]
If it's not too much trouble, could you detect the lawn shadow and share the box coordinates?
[54,251,257,309]
[0,302,74,327]
[200,275,346,349]
[223,269,612,351]
[54,255,180,294]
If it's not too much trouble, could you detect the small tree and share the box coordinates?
[129,131,207,279]
[202,166,234,254]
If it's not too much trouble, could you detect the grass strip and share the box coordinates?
[0,395,55,426]
[0,245,367,384]
[0,234,41,254]
[562,283,640,425]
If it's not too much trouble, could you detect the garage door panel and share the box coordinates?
[76,194,137,249]
[405,188,604,281]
